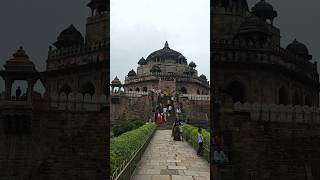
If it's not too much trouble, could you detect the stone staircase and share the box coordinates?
[157,96,175,130]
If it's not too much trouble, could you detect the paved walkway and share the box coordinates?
[131,130,210,180]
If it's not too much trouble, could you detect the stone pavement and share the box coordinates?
[131,130,210,180]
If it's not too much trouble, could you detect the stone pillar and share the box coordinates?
[5,79,13,100]
[27,80,35,102]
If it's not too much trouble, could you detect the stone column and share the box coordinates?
[5,79,13,100]
[27,80,35,103]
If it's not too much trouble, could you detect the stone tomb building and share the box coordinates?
[212,1,320,179]
[0,0,109,179]
[212,0,320,106]
[122,41,210,96]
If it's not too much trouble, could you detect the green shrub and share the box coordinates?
[182,124,210,161]
[112,121,145,137]
[110,123,156,175]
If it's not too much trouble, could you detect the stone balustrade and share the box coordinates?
[234,102,320,124]
[179,94,210,101]
[213,39,318,81]
[47,92,107,111]
[48,40,107,60]
[125,74,209,87]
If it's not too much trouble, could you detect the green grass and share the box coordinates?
[182,124,210,161]
[110,122,156,175]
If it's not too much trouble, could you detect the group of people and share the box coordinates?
[153,100,174,125]
[213,132,228,165]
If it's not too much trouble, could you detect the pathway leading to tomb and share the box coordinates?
[131,130,210,180]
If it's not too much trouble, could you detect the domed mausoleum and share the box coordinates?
[122,41,209,95]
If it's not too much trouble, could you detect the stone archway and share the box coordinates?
[163,86,171,96]
[226,81,246,103]
[278,86,288,105]
[59,84,72,96]
[305,94,312,106]
[180,87,187,94]
[293,91,302,106]
[81,81,95,96]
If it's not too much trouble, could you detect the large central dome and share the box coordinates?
[146,41,186,63]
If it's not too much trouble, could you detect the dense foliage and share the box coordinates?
[112,121,145,137]
[182,124,210,161]
[110,123,156,175]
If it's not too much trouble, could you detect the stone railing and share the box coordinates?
[213,39,318,81]
[234,102,320,124]
[123,91,149,97]
[179,94,210,101]
[47,92,107,111]
[125,74,209,87]
[48,40,107,60]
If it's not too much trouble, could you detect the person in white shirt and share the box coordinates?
[163,106,167,122]
[197,128,203,156]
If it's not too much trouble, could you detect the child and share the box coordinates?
[197,128,203,156]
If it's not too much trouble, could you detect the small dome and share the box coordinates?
[138,57,146,65]
[251,0,277,22]
[238,14,271,38]
[286,39,312,60]
[4,46,36,72]
[111,76,121,85]
[150,65,161,73]
[53,24,84,48]
[189,61,197,68]
[199,74,207,81]
[127,69,136,77]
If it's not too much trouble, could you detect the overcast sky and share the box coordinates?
[0,0,89,94]
[110,0,210,83]
[247,0,320,65]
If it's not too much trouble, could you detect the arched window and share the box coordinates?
[305,95,312,106]
[292,91,302,106]
[226,81,246,103]
[278,87,288,105]
[129,88,133,91]
[180,87,187,94]
[59,84,72,95]
[135,88,140,92]
[197,89,200,95]
[142,87,148,92]
[81,82,95,96]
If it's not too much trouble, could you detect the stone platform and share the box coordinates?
[131,130,210,180]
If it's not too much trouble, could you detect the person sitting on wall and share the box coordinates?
[16,86,22,100]
[214,147,228,165]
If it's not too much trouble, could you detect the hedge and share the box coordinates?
[112,121,145,137]
[182,124,210,161]
[110,123,156,175]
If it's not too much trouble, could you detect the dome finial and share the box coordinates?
[164,41,169,49]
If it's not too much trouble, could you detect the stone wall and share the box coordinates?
[0,108,108,180]
[215,103,320,180]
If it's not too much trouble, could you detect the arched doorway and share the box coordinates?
[180,87,187,94]
[142,87,148,92]
[59,84,72,96]
[81,82,95,96]
[278,87,288,105]
[292,91,302,106]
[305,95,312,106]
[226,81,246,103]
